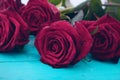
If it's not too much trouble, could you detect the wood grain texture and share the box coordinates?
[0,36,120,80]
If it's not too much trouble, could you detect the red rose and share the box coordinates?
[74,21,93,63]
[0,0,24,11]
[79,20,95,28]
[35,21,93,68]
[19,0,60,35]
[0,0,15,10]
[80,14,120,63]
[0,8,29,52]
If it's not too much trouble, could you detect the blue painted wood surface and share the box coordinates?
[0,36,120,80]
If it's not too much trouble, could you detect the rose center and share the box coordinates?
[49,40,61,53]
[96,33,106,44]
[29,13,40,26]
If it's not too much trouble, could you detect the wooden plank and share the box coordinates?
[0,36,40,62]
[0,60,120,80]
[0,36,120,80]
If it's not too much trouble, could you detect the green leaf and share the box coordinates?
[84,0,105,20]
[62,0,66,7]
[48,0,62,5]
[60,0,89,20]
[49,0,68,8]
[56,0,63,8]
[90,0,105,16]
[106,0,120,20]
[60,14,70,21]
[84,9,95,20]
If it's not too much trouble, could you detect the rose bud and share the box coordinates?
[35,21,93,68]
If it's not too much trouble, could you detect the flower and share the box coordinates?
[19,0,60,35]
[0,0,24,12]
[0,8,29,52]
[0,0,15,10]
[80,14,120,63]
[35,20,93,68]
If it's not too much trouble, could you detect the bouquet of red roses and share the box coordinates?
[0,0,120,68]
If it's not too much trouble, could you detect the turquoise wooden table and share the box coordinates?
[0,36,120,80]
